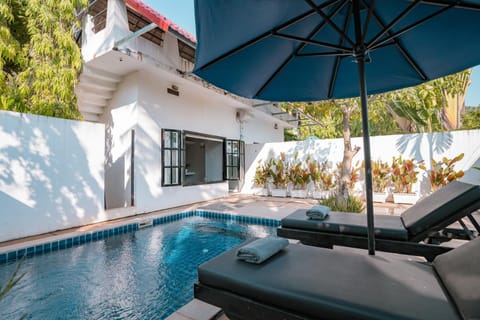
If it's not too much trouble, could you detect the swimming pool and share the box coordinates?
[0,214,278,319]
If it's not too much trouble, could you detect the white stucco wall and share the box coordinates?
[243,130,480,196]
[101,71,139,209]
[0,111,105,242]
[102,69,283,214]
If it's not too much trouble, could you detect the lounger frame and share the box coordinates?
[278,202,480,261]
[277,227,450,261]
[194,282,312,320]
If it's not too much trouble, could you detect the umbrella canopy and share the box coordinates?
[193,0,480,254]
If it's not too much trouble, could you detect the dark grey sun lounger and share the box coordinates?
[277,181,480,261]
[195,237,480,320]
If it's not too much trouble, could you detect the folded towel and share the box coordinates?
[236,237,289,264]
[306,205,331,220]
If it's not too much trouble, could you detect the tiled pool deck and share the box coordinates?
[0,194,412,319]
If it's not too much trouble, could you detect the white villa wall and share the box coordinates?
[243,130,480,196]
[101,72,139,209]
[0,111,105,242]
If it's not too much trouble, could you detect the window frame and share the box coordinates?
[161,129,182,186]
[225,139,244,181]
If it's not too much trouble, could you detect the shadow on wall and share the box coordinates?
[395,132,453,160]
[0,111,105,242]
[396,132,454,197]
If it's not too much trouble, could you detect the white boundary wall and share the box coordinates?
[244,130,480,196]
[0,111,105,242]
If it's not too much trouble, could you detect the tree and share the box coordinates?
[0,0,87,119]
[332,99,360,205]
[284,99,361,205]
[0,0,27,109]
[460,108,480,129]
[381,70,471,132]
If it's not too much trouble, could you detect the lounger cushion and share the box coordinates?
[281,210,408,240]
[434,237,480,320]
[401,181,480,236]
[198,241,459,320]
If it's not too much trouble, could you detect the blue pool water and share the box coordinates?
[0,216,276,319]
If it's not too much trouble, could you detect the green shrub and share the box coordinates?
[320,194,364,213]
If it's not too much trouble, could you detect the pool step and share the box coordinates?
[166,299,223,320]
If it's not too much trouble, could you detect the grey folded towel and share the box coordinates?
[236,237,289,264]
[306,205,330,220]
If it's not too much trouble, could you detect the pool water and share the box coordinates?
[0,216,276,319]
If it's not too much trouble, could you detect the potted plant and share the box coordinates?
[253,159,274,196]
[312,161,335,199]
[390,156,425,204]
[429,153,465,192]
[288,161,310,198]
[335,161,361,195]
[307,159,320,198]
[271,153,288,197]
[371,160,390,202]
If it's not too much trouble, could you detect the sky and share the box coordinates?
[144,0,480,107]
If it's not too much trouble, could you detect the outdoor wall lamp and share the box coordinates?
[167,84,179,96]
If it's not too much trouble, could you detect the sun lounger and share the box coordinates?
[195,237,480,320]
[277,181,480,261]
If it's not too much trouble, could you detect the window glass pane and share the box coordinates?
[226,141,232,153]
[227,155,232,166]
[172,131,179,148]
[232,155,238,167]
[164,150,171,166]
[172,168,179,184]
[172,150,179,166]
[164,168,171,185]
[232,168,239,179]
[163,131,171,148]
[232,141,238,154]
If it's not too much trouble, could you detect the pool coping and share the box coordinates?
[0,209,280,264]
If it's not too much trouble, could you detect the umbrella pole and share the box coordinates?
[354,0,375,255]
[357,58,376,255]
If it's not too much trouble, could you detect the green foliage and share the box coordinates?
[382,70,471,133]
[371,160,390,193]
[284,128,298,141]
[429,153,465,191]
[335,161,361,191]
[0,258,25,302]
[460,109,480,129]
[253,159,274,187]
[280,70,471,139]
[391,156,425,193]
[0,0,87,119]
[319,194,364,213]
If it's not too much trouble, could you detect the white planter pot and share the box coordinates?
[290,189,307,198]
[253,188,268,196]
[312,190,330,200]
[271,188,287,197]
[393,192,418,204]
[372,192,388,203]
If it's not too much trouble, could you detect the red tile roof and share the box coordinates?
[125,0,196,44]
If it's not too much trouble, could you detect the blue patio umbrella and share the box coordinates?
[193,0,480,254]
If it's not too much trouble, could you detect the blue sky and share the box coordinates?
[144,0,480,106]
